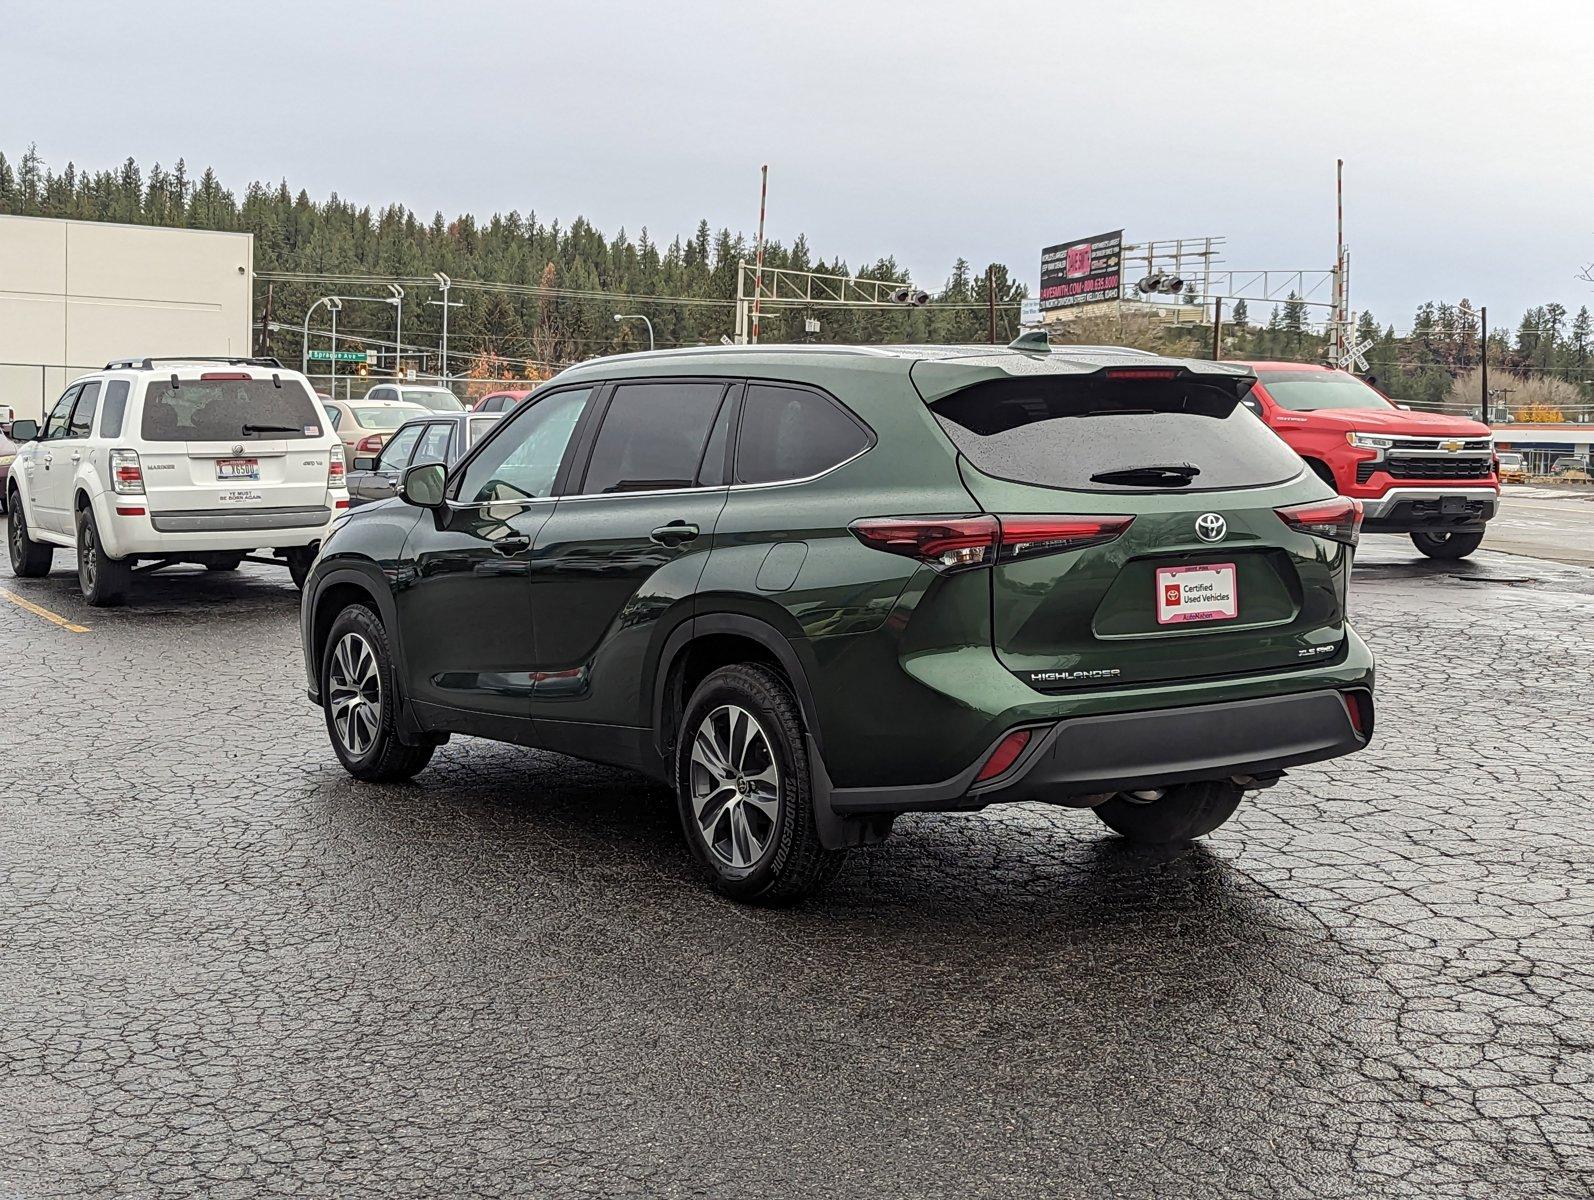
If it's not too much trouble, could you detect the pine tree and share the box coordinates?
[1230,298,1248,330]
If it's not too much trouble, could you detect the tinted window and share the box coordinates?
[735,383,870,484]
[1258,370,1392,412]
[43,388,79,440]
[932,374,1301,493]
[457,387,593,504]
[581,381,726,494]
[141,378,323,442]
[67,382,102,438]
[366,386,393,401]
[415,422,452,464]
[99,380,130,437]
[376,424,422,470]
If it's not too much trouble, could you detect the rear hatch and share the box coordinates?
[915,356,1353,690]
[137,373,332,513]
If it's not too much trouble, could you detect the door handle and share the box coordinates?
[42,453,52,467]
[650,522,700,547]
[492,534,532,556]
[70,452,82,463]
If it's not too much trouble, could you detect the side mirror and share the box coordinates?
[352,455,377,472]
[399,460,447,509]
[10,419,39,442]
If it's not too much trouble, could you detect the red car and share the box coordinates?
[472,389,533,414]
[1231,362,1498,560]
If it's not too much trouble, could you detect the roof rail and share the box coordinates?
[103,356,285,371]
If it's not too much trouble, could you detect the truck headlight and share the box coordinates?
[1346,432,1394,450]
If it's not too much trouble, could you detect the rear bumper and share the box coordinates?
[99,504,336,557]
[149,505,332,533]
[1359,486,1498,532]
[825,686,1372,816]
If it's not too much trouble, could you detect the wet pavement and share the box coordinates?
[0,534,1589,1198]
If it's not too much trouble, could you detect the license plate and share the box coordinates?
[217,489,263,504]
[216,458,259,481]
[1156,563,1239,625]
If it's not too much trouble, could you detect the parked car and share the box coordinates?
[1551,456,1593,483]
[320,397,429,459]
[345,411,503,506]
[300,341,1375,902]
[473,389,533,414]
[1229,361,1499,559]
[1495,452,1527,484]
[0,425,17,511]
[7,356,349,605]
[364,383,465,413]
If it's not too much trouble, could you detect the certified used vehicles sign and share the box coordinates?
[1156,563,1238,624]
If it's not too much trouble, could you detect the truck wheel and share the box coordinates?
[7,490,53,577]
[1092,781,1244,844]
[675,663,847,904]
[76,506,132,607]
[1411,531,1484,559]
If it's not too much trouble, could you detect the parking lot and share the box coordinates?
[0,527,1589,1199]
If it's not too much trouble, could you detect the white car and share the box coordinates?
[5,356,349,606]
[363,383,465,413]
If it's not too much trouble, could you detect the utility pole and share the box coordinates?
[1212,297,1224,361]
[751,165,768,344]
[328,297,343,398]
[256,283,273,358]
[1481,305,1490,422]
[428,273,462,382]
[987,265,997,344]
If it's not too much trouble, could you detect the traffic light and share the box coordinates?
[891,288,931,307]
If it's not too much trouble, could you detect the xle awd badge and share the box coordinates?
[1195,513,1227,543]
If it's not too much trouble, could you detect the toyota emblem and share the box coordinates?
[1195,513,1227,542]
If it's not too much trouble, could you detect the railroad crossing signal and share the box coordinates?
[1339,336,1373,373]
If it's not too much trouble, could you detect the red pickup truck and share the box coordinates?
[1231,361,1499,559]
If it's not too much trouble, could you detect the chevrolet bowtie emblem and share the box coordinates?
[1440,439,1464,452]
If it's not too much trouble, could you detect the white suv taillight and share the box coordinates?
[110,449,145,495]
[327,443,346,488]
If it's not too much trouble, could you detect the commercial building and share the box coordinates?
[0,214,253,421]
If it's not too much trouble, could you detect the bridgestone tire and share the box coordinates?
[1411,530,1484,559]
[76,506,131,607]
[321,603,434,783]
[1092,781,1245,844]
[7,491,53,577]
[675,663,847,904]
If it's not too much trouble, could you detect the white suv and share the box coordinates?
[6,356,349,606]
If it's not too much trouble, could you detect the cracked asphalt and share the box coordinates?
[0,532,1590,1199]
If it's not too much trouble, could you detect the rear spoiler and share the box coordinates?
[909,352,1256,404]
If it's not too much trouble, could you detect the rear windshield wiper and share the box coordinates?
[1089,463,1201,487]
[241,423,304,435]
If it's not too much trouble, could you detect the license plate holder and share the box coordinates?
[216,457,260,481]
[1156,562,1239,625]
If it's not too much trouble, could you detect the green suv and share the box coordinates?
[300,340,1375,901]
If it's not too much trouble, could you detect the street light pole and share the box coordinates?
[389,284,405,379]
[612,313,655,352]
[428,273,462,383]
[328,297,343,399]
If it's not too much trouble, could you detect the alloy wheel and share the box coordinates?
[689,704,780,869]
[10,507,23,560]
[328,632,382,757]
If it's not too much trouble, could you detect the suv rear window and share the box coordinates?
[931,373,1302,493]
[141,378,323,442]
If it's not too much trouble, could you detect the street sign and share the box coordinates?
[308,349,371,364]
[1018,298,1042,327]
[804,317,821,334]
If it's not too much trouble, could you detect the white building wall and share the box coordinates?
[0,215,253,420]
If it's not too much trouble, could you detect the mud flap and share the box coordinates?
[806,733,895,849]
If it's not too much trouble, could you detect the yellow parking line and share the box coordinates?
[0,589,90,633]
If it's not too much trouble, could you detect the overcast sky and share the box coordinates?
[7,0,1593,330]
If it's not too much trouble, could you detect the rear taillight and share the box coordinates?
[998,515,1134,562]
[356,435,384,453]
[850,514,1134,571]
[1276,497,1362,546]
[975,728,1033,783]
[850,515,999,570]
[110,449,144,495]
[327,444,346,488]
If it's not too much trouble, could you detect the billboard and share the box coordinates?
[1038,230,1123,311]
